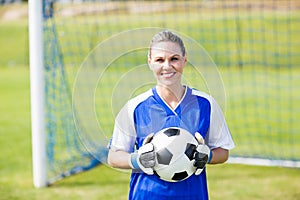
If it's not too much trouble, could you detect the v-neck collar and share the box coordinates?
[152,86,188,113]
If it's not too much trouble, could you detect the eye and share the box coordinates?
[155,58,164,63]
[171,57,179,61]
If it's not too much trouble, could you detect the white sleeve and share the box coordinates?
[109,102,136,153]
[205,96,235,150]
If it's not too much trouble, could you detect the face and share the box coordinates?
[148,41,187,87]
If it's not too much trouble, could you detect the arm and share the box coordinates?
[107,133,156,174]
[205,96,234,163]
[107,149,131,169]
[209,147,229,164]
[193,133,230,175]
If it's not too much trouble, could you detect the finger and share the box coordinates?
[143,168,154,175]
[139,143,154,154]
[195,168,203,175]
[141,151,155,161]
[142,159,156,168]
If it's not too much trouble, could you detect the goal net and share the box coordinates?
[30,0,300,187]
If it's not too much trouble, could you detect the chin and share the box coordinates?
[158,81,177,88]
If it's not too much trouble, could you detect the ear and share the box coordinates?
[148,56,154,70]
[183,54,188,67]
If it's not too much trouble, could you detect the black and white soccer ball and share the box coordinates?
[151,127,198,182]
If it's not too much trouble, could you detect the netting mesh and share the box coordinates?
[43,0,300,184]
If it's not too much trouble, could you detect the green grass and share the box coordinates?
[1,3,300,200]
[0,19,28,68]
[0,67,299,200]
[0,72,299,199]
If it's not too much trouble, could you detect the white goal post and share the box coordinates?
[29,0,47,188]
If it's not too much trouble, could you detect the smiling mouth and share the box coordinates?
[161,72,176,78]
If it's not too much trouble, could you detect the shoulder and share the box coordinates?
[128,89,154,106]
[124,88,154,113]
[189,87,213,106]
[117,88,154,119]
[190,88,211,100]
[188,87,225,115]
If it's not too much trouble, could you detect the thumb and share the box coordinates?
[195,168,203,176]
[143,133,155,145]
[195,132,205,144]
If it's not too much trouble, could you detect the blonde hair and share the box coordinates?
[148,30,186,57]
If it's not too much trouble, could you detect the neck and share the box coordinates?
[156,84,185,109]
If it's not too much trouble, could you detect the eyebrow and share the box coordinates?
[153,54,181,59]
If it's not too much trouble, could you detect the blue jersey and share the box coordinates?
[110,86,234,200]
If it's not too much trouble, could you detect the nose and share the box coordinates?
[162,60,172,70]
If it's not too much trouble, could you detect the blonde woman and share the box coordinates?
[108,30,234,200]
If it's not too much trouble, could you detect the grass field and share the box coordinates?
[1,3,300,200]
[0,67,299,199]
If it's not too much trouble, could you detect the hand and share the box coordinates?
[129,133,155,175]
[193,132,212,175]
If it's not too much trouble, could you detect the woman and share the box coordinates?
[107,30,234,200]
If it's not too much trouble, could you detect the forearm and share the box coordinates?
[209,147,229,164]
[107,149,132,169]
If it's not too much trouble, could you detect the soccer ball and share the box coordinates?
[151,127,198,182]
